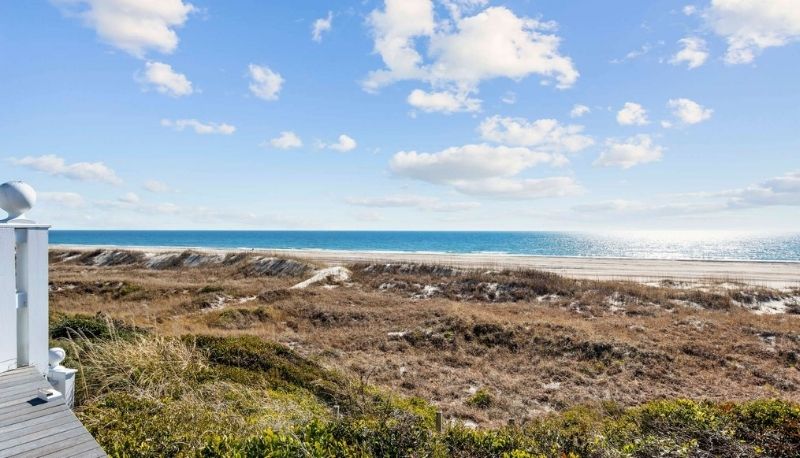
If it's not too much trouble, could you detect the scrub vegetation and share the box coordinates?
[48,249,800,456]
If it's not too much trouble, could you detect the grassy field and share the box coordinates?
[48,248,800,456]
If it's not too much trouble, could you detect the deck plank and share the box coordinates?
[0,366,105,457]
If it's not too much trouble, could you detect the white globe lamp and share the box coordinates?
[0,181,37,223]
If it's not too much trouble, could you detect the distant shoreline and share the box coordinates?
[51,244,800,288]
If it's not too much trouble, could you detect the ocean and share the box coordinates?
[49,230,800,262]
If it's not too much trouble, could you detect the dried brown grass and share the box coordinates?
[50,249,800,428]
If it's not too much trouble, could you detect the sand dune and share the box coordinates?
[52,244,800,288]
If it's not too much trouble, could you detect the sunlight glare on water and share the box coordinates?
[49,230,800,262]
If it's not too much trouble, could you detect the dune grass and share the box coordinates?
[51,314,800,457]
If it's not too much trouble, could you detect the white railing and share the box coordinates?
[1,181,77,407]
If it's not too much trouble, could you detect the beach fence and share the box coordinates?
[0,181,77,406]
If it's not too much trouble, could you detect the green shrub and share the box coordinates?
[61,330,800,458]
[466,388,493,409]
[186,335,350,407]
[50,312,145,340]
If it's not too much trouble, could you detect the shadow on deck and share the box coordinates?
[0,366,105,457]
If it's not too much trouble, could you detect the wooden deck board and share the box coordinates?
[0,366,105,457]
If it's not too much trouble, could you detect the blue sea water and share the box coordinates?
[49,230,800,262]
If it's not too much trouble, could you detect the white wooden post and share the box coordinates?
[15,225,50,374]
[0,227,17,373]
[0,181,51,376]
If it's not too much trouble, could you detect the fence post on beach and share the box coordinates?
[435,410,443,433]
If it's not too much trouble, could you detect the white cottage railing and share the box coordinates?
[1,181,76,407]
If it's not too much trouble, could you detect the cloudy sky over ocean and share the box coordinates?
[2,1,799,230]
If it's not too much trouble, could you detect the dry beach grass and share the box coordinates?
[49,248,800,430]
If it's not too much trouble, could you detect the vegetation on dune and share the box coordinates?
[51,314,800,457]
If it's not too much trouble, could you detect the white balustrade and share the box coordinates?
[1,181,77,407]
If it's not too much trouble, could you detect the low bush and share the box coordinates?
[54,314,800,457]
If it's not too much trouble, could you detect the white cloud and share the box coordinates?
[390,144,557,184]
[451,177,582,199]
[326,134,357,152]
[573,171,800,218]
[501,91,516,105]
[364,1,578,110]
[570,104,590,118]
[268,131,303,149]
[440,0,489,19]
[39,192,86,208]
[407,88,480,113]
[427,7,578,88]
[248,64,284,101]
[144,180,171,193]
[54,0,195,58]
[706,0,800,64]
[668,98,713,125]
[140,61,193,97]
[388,143,574,199]
[610,43,653,64]
[161,118,235,135]
[572,199,720,218]
[312,11,333,42]
[594,135,664,169]
[347,195,480,212]
[670,37,709,69]
[10,154,123,185]
[683,5,697,16]
[478,116,593,153]
[616,102,649,126]
[118,192,141,204]
[716,171,800,208]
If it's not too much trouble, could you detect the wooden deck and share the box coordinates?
[0,366,105,457]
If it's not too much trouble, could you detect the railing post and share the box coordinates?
[16,225,50,374]
[0,181,51,376]
[0,227,16,373]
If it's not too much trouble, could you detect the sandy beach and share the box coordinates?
[52,244,800,288]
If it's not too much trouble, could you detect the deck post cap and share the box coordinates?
[0,181,37,223]
[48,347,66,368]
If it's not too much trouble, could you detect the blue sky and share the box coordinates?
[1,0,799,230]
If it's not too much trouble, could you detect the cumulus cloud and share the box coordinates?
[683,5,697,16]
[39,192,86,208]
[268,131,303,149]
[670,37,709,69]
[407,88,481,113]
[451,176,582,199]
[391,144,556,183]
[478,116,593,153]
[389,143,575,199]
[667,98,713,125]
[364,1,578,111]
[616,102,649,126]
[325,134,357,152]
[161,118,235,135]
[248,64,284,101]
[570,104,590,118]
[312,11,333,42]
[594,135,664,169]
[139,61,193,96]
[53,0,195,58]
[10,154,122,185]
[144,180,171,193]
[347,195,480,212]
[706,0,800,64]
